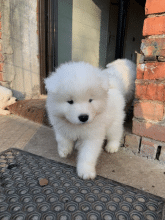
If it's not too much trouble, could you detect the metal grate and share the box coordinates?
[0,148,165,220]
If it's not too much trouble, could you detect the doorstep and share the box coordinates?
[8,99,50,127]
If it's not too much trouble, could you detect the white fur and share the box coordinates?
[0,85,16,115]
[45,59,136,179]
[104,59,137,104]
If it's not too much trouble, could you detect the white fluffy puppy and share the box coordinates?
[104,59,137,111]
[45,59,136,179]
[0,85,16,115]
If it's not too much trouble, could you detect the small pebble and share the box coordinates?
[39,178,48,186]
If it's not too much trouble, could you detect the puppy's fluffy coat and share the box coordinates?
[45,59,136,179]
[0,85,16,115]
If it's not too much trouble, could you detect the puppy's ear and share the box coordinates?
[44,73,58,93]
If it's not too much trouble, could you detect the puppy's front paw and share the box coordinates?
[0,109,11,115]
[105,141,120,153]
[58,145,73,158]
[77,164,96,180]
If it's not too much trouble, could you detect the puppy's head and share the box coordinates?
[45,62,109,125]
[0,86,16,109]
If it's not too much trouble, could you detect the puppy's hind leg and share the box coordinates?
[105,122,124,153]
[55,131,74,158]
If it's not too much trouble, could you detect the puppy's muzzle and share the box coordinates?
[78,114,89,123]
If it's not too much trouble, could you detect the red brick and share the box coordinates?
[136,64,145,79]
[157,84,165,101]
[135,81,165,101]
[135,82,147,99]
[141,38,165,57]
[124,134,141,154]
[0,32,1,39]
[140,137,159,159]
[145,83,157,100]
[134,101,164,121]
[0,72,3,81]
[144,62,165,80]
[136,81,153,100]
[0,63,3,72]
[132,118,165,142]
[0,53,4,61]
[144,46,155,57]
[0,12,1,19]
[145,0,165,15]
[0,21,1,29]
[143,16,165,36]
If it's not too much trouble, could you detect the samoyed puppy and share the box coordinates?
[0,85,16,115]
[45,59,136,179]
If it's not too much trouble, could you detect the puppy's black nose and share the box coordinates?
[78,114,89,123]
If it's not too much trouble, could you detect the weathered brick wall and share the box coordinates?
[125,0,165,161]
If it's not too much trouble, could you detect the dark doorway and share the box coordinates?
[39,0,146,94]
[106,0,146,64]
[39,0,58,94]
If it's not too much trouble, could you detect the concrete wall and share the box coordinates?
[1,0,40,100]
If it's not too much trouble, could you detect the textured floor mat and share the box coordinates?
[0,148,165,220]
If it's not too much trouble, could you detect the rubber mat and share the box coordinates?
[0,148,165,220]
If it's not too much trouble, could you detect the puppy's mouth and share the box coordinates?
[61,116,92,125]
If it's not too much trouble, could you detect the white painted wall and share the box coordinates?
[58,0,110,67]
[58,0,73,64]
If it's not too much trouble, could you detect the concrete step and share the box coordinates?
[0,114,165,198]
[8,99,50,126]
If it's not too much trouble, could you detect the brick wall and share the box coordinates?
[0,11,4,82]
[125,0,165,161]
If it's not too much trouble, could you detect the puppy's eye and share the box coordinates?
[89,99,93,103]
[67,100,74,104]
